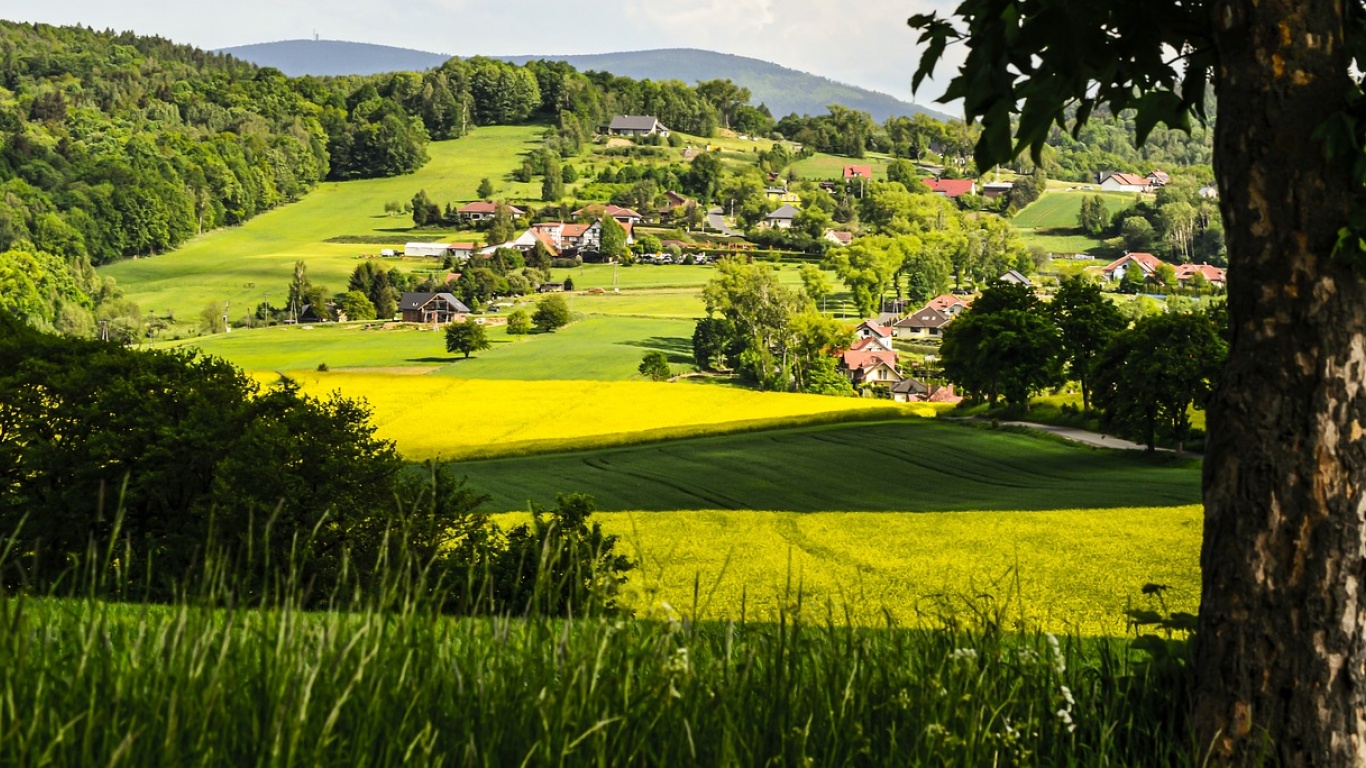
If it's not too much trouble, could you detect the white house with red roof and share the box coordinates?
[1173,263,1227,289]
[1098,172,1151,193]
[925,293,971,316]
[1147,170,1171,186]
[843,165,872,180]
[1103,252,1167,282]
[923,178,978,199]
[854,320,894,348]
[839,348,902,387]
[823,230,853,247]
[850,335,895,354]
[457,201,525,221]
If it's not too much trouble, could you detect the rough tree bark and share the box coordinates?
[1195,0,1366,763]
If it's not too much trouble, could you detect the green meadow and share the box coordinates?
[102,126,547,321]
[1012,189,1142,230]
[457,419,1202,513]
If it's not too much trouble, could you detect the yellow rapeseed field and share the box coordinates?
[262,372,938,459]
[494,506,1202,635]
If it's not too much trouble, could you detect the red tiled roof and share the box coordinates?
[923,178,976,197]
[459,201,525,215]
[850,337,892,352]
[927,385,962,404]
[843,165,872,179]
[841,349,898,371]
[1173,263,1226,283]
[1103,172,1149,187]
[1103,252,1165,275]
[857,320,894,338]
[926,294,968,312]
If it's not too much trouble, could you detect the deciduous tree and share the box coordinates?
[444,320,490,358]
[531,294,571,332]
[1050,276,1126,412]
[911,1,1366,758]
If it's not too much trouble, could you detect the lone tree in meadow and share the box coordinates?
[911,0,1366,759]
[445,320,491,358]
[477,177,494,199]
[531,294,571,332]
[505,309,531,336]
[637,351,671,381]
[599,216,628,262]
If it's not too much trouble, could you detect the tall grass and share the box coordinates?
[0,531,1197,766]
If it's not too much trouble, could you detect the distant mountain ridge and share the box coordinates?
[219,40,954,123]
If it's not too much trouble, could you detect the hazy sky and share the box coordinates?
[5,0,966,110]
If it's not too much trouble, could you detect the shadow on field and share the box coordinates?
[619,336,693,364]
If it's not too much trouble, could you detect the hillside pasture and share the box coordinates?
[786,152,893,181]
[1012,190,1140,230]
[102,126,547,321]
[547,504,1202,633]
[460,419,1201,512]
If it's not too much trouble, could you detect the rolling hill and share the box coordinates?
[220,40,954,122]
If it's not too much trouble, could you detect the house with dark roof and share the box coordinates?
[607,115,669,137]
[399,292,471,324]
[894,306,953,339]
[997,269,1034,286]
[924,178,978,199]
[761,204,802,229]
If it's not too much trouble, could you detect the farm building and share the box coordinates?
[981,181,1014,200]
[399,292,471,324]
[405,242,456,258]
[607,115,669,137]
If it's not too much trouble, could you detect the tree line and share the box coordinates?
[941,278,1227,454]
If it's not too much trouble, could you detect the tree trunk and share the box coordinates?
[1195,1,1366,763]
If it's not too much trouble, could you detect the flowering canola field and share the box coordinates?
[267,371,935,459]
[495,505,1202,635]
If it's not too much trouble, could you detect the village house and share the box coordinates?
[606,115,670,137]
[457,201,525,222]
[765,186,802,205]
[853,320,895,349]
[1102,252,1167,282]
[823,230,853,247]
[894,306,953,339]
[891,378,962,404]
[925,293,971,316]
[981,181,1014,200]
[850,335,894,354]
[1173,263,1228,289]
[660,191,694,212]
[997,269,1033,286]
[1147,170,1171,187]
[399,292,471,324]
[572,204,644,225]
[843,165,872,181]
[761,204,802,230]
[923,178,978,199]
[1097,172,1151,193]
[839,348,902,387]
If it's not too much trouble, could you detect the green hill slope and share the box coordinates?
[101,126,545,322]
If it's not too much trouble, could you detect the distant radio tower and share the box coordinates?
[313,30,319,42]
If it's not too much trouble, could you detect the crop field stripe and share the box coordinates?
[457,419,1201,513]
[491,505,1204,634]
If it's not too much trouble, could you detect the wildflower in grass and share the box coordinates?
[950,647,978,663]
[1046,633,1066,674]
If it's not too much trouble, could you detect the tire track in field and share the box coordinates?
[580,456,749,510]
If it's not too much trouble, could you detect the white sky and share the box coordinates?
[3,0,966,111]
